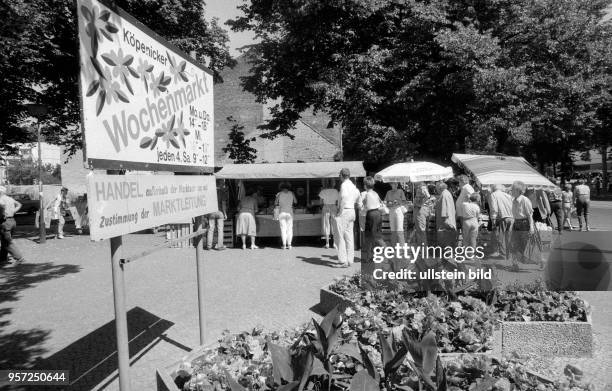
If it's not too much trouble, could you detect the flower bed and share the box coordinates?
[158,308,593,391]
[323,275,593,357]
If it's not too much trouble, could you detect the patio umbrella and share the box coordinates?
[375,161,454,183]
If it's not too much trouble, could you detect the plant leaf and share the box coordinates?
[91,29,99,57]
[146,65,154,72]
[268,343,294,384]
[180,61,186,71]
[158,86,167,92]
[358,343,379,381]
[320,306,342,337]
[384,345,407,376]
[435,356,447,391]
[223,370,247,391]
[96,90,106,115]
[155,128,166,137]
[99,10,111,21]
[349,370,379,391]
[123,55,134,66]
[179,72,189,82]
[169,138,180,149]
[86,80,99,96]
[310,357,328,377]
[336,343,362,363]
[140,137,153,149]
[150,136,158,149]
[421,331,438,377]
[312,319,329,357]
[402,328,424,368]
[297,351,314,391]
[378,333,394,368]
[101,54,116,66]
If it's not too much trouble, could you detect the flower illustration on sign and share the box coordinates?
[149,71,172,98]
[86,66,129,115]
[136,58,155,93]
[100,49,139,95]
[139,115,180,150]
[174,112,191,147]
[81,4,118,57]
[167,51,189,84]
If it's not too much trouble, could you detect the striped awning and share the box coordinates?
[451,153,557,190]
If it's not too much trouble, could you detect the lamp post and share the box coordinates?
[25,103,48,244]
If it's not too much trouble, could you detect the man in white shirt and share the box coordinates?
[335,168,360,267]
[573,179,591,231]
[455,175,475,223]
[488,184,514,260]
[0,186,25,265]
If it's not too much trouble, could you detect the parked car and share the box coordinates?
[12,193,39,214]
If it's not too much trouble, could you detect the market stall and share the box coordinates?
[215,161,366,239]
[451,153,557,190]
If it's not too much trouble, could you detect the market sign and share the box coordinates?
[87,173,217,241]
[77,0,214,172]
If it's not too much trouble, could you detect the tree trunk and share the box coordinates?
[602,144,609,193]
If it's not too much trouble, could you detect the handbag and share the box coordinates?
[378,195,390,214]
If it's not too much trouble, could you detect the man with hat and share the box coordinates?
[0,186,26,266]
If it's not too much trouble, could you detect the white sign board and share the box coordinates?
[77,0,214,172]
[87,173,217,241]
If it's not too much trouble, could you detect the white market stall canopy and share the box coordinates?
[216,161,366,179]
[451,153,557,190]
[375,161,454,183]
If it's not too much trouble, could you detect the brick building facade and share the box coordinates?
[214,53,341,165]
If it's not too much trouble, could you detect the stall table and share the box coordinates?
[253,213,322,237]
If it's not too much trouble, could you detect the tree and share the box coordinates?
[0,0,235,156]
[229,0,612,169]
[222,116,258,163]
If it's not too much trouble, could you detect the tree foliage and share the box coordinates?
[0,0,235,156]
[229,0,612,169]
[222,116,258,163]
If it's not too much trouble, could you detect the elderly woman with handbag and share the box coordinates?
[275,182,297,249]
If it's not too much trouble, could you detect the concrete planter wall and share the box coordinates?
[501,315,593,357]
[157,343,217,391]
[319,284,593,357]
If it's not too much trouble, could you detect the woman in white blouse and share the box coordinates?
[318,179,339,248]
[276,182,298,249]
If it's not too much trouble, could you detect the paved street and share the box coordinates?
[1,201,611,390]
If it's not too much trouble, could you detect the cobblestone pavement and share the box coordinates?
[1,201,611,390]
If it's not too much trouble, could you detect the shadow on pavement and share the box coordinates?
[296,256,338,267]
[35,307,175,391]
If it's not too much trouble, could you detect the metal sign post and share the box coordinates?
[110,235,131,391]
[194,216,206,345]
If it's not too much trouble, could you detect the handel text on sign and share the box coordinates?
[87,174,217,241]
[77,0,214,172]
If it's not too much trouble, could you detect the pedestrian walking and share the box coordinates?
[434,182,457,248]
[236,188,258,250]
[462,192,481,253]
[384,182,406,245]
[334,168,360,267]
[45,187,69,239]
[318,179,339,248]
[488,184,513,260]
[360,176,386,263]
[205,181,229,250]
[0,186,26,266]
[510,181,535,272]
[574,179,591,231]
[275,182,297,249]
[546,185,563,234]
[561,184,575,230]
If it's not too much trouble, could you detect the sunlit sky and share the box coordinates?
[205,0,256,57]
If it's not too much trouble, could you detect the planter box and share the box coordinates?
[319,285,593,358]
[157,343,217,391]
[501,314,593,357]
